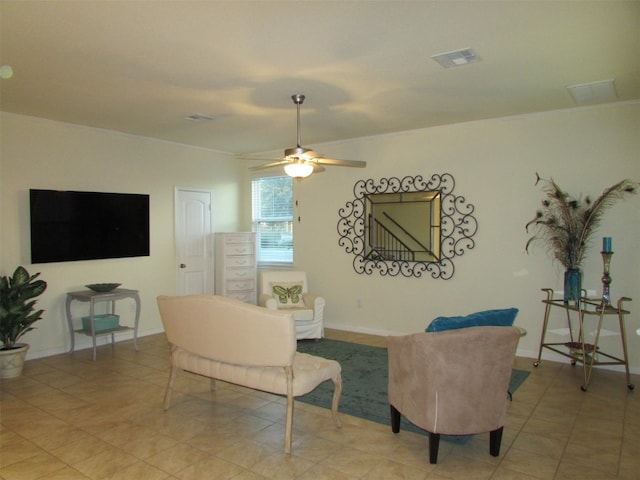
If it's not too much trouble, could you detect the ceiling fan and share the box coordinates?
[247,94,366,179]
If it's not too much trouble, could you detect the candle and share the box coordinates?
[603,236,612,253]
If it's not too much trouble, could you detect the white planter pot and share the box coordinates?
[0,344,29,378]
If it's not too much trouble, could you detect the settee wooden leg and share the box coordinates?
[490,427,503,457]
[331,375,343,428]
[428,432,440,464]
[163,365,177,410]
[390,405,401,433]
[284,366,294,454]
[285,394,294,454]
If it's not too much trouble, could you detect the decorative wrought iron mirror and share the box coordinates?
[337,174,477,279]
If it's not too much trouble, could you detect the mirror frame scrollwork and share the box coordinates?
[337,173,477,279]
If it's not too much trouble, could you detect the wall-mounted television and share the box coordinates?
[30,189,150,264]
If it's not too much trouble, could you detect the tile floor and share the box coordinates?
[1,329,638,479]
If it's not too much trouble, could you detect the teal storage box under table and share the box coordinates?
[82,314,120,332]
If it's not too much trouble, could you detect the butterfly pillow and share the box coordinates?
[271,282,307,309]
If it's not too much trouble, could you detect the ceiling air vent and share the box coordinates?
[184,113,214,122]
[566,79,617,105]
[431,48,480,68]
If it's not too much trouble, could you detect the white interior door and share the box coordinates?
[175,188,213,295]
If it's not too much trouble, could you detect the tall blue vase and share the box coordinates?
[564,268,582,306]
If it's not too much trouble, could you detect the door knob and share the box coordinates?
[180,263,187,268]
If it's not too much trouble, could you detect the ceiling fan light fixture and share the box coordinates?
[247,93,366,177]
[284,160,313,179]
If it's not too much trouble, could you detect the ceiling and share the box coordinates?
[1,1,639,156]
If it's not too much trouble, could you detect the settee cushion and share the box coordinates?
[271,281,307,309]
[173,348,339,397]
[425,308,518,332]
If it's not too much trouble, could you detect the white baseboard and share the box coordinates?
[28,321,640,377]
[324,322,639,375]
[324,322,397,338]
[25,327,165,360]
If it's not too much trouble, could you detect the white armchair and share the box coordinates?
[259,270,325,340]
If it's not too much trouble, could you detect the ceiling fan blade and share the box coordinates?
[315,157,367,168]
[237,156,281,162]
[311,164,326,173]
[248,160,291,171]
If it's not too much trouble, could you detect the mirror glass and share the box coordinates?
[337,174,477,279]
[365,191,441,262]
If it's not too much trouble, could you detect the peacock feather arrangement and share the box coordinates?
[525,174,638,269]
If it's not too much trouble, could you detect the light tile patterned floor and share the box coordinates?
[1,329,638,479]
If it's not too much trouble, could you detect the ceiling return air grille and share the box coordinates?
[566,79,617,105]
[431,48,480,68]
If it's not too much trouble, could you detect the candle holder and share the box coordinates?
[598,251,615,311]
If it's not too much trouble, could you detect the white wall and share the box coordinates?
[1,113,243,358]
[292,102,640,372]
[3,103,640,373]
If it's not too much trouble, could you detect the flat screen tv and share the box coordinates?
[30,189,150,263]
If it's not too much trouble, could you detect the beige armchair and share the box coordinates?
[387,326,521,464]
[259,270,324,340]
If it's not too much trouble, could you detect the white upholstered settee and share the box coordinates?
[258,270,325,340]
[156,294,342,454]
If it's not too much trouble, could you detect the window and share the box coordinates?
[251,175,294,265]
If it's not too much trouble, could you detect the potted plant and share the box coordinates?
[525,174,637,304]
[0,266,47,378]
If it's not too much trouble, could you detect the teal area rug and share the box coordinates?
[296,338,529,442]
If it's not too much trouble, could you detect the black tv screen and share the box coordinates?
[30,189,150,263]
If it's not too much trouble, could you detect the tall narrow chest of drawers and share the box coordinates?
[214,232,257,304]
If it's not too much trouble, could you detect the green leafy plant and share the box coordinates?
[525,174,638,269]
[0,266,47,350]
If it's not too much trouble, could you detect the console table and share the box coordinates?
[534,288,633,392]
[66,288,140,360]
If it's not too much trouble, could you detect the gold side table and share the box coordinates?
[534,288,633,392]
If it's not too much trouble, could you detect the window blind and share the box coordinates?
[251,176,294,264]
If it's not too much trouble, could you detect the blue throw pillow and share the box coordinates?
[425,308,519,332]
